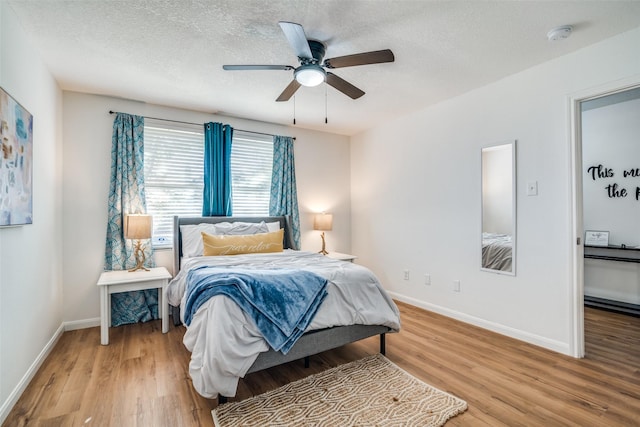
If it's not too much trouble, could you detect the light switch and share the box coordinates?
[527,181,538,196]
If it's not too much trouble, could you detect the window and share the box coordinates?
[144,119,204,246]
[144,120,273,246]
[230,131,273,216]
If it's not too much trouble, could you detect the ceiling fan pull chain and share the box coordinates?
[325,82,328,124]
[293,96,296,125]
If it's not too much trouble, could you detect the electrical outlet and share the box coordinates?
[403,270,410,280]
[424,274,431,285]
[453,280,461,292]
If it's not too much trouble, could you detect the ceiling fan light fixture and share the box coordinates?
[223,22,394,102]
[294,65,326,87]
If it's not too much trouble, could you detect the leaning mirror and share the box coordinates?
[481,141,516,275]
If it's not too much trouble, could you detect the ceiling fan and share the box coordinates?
[222,21,395,102]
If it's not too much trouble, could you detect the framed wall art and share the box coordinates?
[585,230,609,247]
[0,87,33,226]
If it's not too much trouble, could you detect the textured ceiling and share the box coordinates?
[7,1,640,135]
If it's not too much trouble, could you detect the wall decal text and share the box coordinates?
[587,164,640,200]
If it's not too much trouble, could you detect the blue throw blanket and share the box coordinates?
[184,266,328,354]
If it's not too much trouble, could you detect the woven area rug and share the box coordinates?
[212,353,467,426]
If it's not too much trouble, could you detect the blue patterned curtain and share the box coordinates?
[105,113,157,326]
[203,122,233,216]
[270,135,300,249]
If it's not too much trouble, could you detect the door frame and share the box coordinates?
[568,76,640,358]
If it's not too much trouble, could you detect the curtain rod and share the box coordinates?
[108,110,295,140]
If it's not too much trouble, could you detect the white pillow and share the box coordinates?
[266,221,281,232]
[180,221,270,257]
[180,223,218,258]
[213,221,269,235]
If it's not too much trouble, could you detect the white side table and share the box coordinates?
[97,266,172,345]
[326,252,358,262]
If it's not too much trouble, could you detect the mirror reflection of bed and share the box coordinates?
[481,141,516,274]
[482,232,512,271]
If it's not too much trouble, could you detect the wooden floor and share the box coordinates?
[4,302,639,426]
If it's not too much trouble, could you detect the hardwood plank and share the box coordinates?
[3,302,640,426]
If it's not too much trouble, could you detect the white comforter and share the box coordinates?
[167,250,401,398]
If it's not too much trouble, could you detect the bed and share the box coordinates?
[482,232,513,271]
[166,215,401,403]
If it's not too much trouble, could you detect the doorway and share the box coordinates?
[571,80,640,358]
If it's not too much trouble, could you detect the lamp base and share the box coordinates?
[318,232,329,256]
[128,240,150,272]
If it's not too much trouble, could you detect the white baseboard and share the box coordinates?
[388,291,571,356]
[0,323,65,425]
[585,289,640,306]
[64,317,100,331]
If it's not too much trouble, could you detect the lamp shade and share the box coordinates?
[124,214,152,240]
[313,213,333,231]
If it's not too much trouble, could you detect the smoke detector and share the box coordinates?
[547,25,573,42]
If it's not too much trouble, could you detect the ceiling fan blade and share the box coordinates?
[276,80,302,102]
[278,21,313,60]
[323,49,394,69]
[326,72,365,99]
[223,65,294,71]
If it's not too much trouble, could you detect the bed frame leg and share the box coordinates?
[304,356,310,368]
[171,305,182,326]
[218,395,228,405]
[380,333,386,355]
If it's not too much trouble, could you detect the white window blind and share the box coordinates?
[231,131,273,216]
[144,121,274,246]
[144,119,204,246]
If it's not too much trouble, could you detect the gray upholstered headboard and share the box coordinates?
[172,215,297,275]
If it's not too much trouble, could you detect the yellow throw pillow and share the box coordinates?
[202,229,284,256]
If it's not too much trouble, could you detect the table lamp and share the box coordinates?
[314,213,333,255]
[124,214,152,272]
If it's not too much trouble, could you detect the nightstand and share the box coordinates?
[97,266,172,345]
[326,252,358,262]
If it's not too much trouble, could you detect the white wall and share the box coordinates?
[582,96,640,304]
[351,27,640,355]
[0,2,63,421]
[583,97,640,245]
[62,92,350,324]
